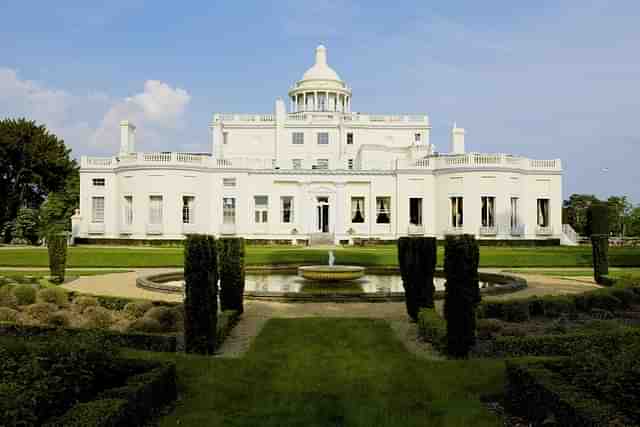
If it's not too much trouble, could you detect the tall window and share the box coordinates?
[376,197,391,224]
[292,159,302,169]
[254,196,268,223]
[182,196,195,224]
[223,132,229,145]
[92,178,105,187]
[510,197,519,228]
[92,196,104,223]
[292,132,304,145]
[317,132,329,145]
[481,196,495,227]
[414,133,421,144]
[409,198,423,226]
[451,197,463,228]
[123,196,133,226]
[149,196,163,225]
[351,197,365,223]
[316,159,329,170]
[281,196,294,223]
[347,132,354,145]
[223,197,235,224]
[537,198,550,227]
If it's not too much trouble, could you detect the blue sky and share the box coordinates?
[0,0,638,202]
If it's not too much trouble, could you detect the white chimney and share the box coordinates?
[119,120,136,155]
[451,123,465,154]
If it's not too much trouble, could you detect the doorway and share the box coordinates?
[316,196,329,233]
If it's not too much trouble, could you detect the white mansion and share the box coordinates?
[74,45,569,245]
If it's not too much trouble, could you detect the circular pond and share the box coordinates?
[137,269,526,302]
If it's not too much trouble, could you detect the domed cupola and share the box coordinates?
[288,45,352,113]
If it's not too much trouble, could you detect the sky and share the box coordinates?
[0,0,638,203]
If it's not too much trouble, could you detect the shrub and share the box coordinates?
[476,319,503,340]
[13,207,40,245]
[83,306,113,329]
[397,237,437,321]
[73,295,98,312]
[0,285,18,308]
[123,300,153,318]
[128,317,164,334]
[25,302,58,323]
[144,306,176,331]
[503,300,531,322]
[12,284,37,306]
[48,310,72,327]
[417,308,446,352]
[184,234,218,354]
[47,232,68,284]
[541,296,576,318]
[444,234,480,358]
[37,287,69,306]
[0,307,18,322]
[218,237,246,314]
[216,310,241,347]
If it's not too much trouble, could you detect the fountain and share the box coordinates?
[297,250,365,282]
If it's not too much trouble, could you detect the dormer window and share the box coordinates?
[347,133,354,145]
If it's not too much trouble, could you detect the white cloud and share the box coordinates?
[0,68,193,156]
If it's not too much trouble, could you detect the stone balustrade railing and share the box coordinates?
[213,112,430,125]
[81,152,561,172]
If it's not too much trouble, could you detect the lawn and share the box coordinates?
[506,267,640,279]
[1,245,639,269]
[132,318,505,427]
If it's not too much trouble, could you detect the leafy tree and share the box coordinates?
[39,173,79,237]
[563,194,600,235]
[13,208,40,245]
[627,207,640,237]
[607,196,633,237]
[0,118,78,242]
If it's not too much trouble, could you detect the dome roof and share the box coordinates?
[301,45,342,82]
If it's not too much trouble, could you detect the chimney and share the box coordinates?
[450,123,465,154]
[120,121,136,155]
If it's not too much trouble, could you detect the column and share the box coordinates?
[314,91,318,111]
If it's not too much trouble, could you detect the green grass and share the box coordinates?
[1,245,640,269]
[131,318,505,427]
[506,268,640,279]
[0,269,131,278]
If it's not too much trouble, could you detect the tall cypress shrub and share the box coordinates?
[219,237,245,314]
[184,234,218,354]
[398,236,437,321]
[589,203,609,285]
[444,234,481,358]
[47,233,67,284]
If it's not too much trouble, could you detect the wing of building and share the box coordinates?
[75,45,571,245]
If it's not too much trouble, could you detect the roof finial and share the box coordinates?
[315,44,327,65]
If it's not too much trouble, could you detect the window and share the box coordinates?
[292,159,302,169]
[409,198,423,226]
[415,133,421,144]
[123,196,133,226]
[510,197,519,228]
[317,132,329,145]
[481,196,496,227]
[376,197,391,224]
[149,196,163,225]
[223,197,235,224]
[348,159,354,170]
[292,132,304,145]
[351,197,365,223]
[281,196,294,223]
[223,132,229,145]
[254,196,268,223]
[537,198,550,227]
[92,196,104,223]
[182,196,195,224]
[315,159,329,170]
[223,178,236,188]
[451,197,463,228]
[92,178,105,187]
[347,133,354,145]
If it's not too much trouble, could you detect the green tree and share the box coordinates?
[0,118,78,243]
[563,194,600,235]
[607,196,633,237]
[627,207,640,237]
[13,208,40,245]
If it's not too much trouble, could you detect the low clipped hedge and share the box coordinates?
[417,308,446,352]
[484,328,640,358]
[44,359,176,427]
[505,359,629,426]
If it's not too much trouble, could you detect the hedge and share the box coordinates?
[47,233,67,284]
[216,310,241,348]
[417,308,446,352]
[505,359,627,426]
[485,328,640,358]
[44,359,176,427]
[397,237,437,321]
[219,238,246,314]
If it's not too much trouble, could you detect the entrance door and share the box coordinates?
[316,197,329,233]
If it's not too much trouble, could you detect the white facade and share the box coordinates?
[75,46,565,244]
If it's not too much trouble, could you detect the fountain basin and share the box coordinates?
[298,265,365,282]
